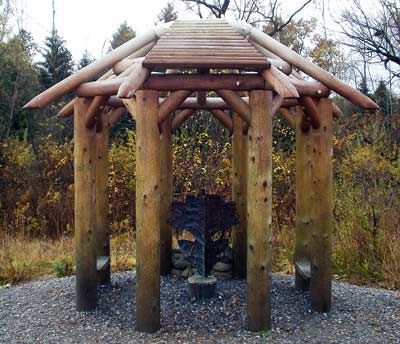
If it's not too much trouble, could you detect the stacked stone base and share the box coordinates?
[171,247,233,280]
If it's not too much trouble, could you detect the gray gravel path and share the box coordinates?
[0,271,399,343]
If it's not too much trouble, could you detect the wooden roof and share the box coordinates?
[143,20,270,70]
[23,19,379,112]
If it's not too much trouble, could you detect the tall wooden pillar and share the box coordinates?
[295,106,312,291]
[74,98,97,311]
[135,90,161,333]
[295,98,333,313]
[232,112,247,278]
[95,110,110,285]
[160,115,173,275]
[309,98,333,312]
[246,90,273,332]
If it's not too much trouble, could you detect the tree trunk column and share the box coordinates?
[74,98,97,311]
[309,98,333,313]
[232,112,247,279]
[135,90,161,333]
[95,110,111,285]
[160,115,173,276]
[295,98,333,312]
[295,106,312,291]
[246,90,273,332]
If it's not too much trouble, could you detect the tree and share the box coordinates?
[158,2,178,23]
[340,0,400,77]
[110,21,135,50]
[0,0,12,41]
[180,0,312,36]
[37,29,73,91]
[77,50,93,69]
[0,30,39,140]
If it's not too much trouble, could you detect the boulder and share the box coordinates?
[213,261,232,273]
[212,270,232,281]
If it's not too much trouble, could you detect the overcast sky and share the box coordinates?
[10,0,394,90]
[15,0,342,59]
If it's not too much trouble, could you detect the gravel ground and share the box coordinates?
[0,271,399,344]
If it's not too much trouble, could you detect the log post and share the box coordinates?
[246,90,273,332]
[74,98,97,311]
[135,90,161,332]
[232,112,247,279]
[160,114,173,276]
[309,98,333,313]
[295,99,333,311]
[95,110,111,285]
[295,106,312,291]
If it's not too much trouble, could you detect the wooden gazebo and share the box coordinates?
[25,19,378,333]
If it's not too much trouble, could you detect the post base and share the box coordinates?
[188,275,217,302]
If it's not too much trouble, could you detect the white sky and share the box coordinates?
[15,0,339,59]
[10,0,395,90]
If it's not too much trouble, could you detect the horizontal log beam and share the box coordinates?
[75,74,333,98]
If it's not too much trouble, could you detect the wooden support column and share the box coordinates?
[232,112,247,279]
[309,98,333,312]
[160,114,173,276]
[95,110,110,285]
[246,90,273,332]
[295,106,312,291]
[135,90,161,333]
[295,99,333,312]
[74,98,97,311]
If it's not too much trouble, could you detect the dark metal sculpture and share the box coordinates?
[168,191,238,277]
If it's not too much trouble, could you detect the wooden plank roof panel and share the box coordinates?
[143,20,271,70]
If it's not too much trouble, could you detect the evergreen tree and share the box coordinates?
[78,49,93,69]
[157,2,178,23]
[110,21,135,50]
[37,29,73,91]
[0,30,39,140]
[374,80,391,116]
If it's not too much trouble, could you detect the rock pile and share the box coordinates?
[171,247,233,280]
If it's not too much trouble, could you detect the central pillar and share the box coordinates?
[74,98,97,311]
[135,90,161,332]
[160,115,173,276]
[246,90,273,332]
[232,112,248,278]
[95,110,111,285]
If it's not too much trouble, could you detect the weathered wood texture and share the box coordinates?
[232,113,247,278]
[144,20,270,70]
[74,98,97,311]
[230,20,378,109]
[295,106,312,291]
[24,26,168,109]
[135,90,161,332]
[246,90,273,331]
[160,115,173,276]
[309,98,333,313]
[295,99,333,311]
[95,111,110,285]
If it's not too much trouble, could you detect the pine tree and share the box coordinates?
[157,2,178,23]
[374,80,390,116]
[37,29,73,90]
[110,21,135,50]
[78,50,93,69]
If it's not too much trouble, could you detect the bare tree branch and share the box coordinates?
[339,0,400,77]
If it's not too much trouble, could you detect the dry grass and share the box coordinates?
[0,232,137,286]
